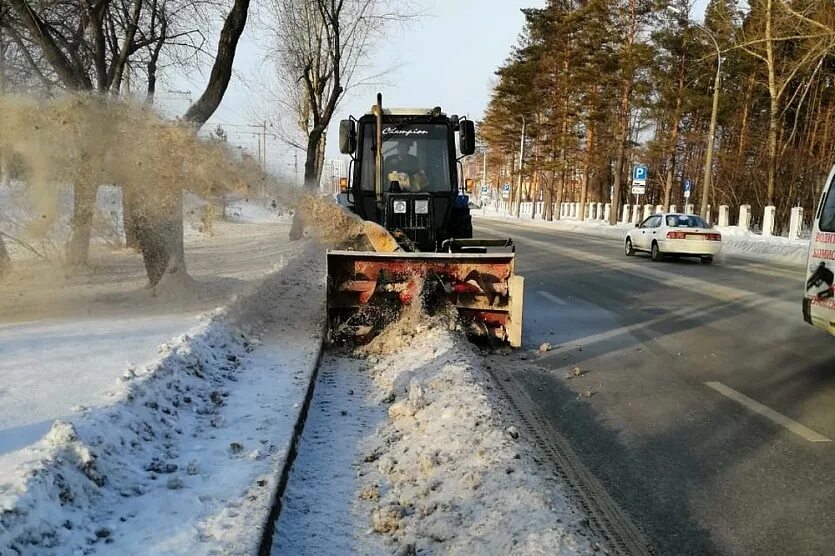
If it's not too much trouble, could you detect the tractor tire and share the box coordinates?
[449,207,473,239]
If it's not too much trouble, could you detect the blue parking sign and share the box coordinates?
[684,178,692,199]
[633,165,648,183]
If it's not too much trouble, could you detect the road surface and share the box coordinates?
[476,217,835,556]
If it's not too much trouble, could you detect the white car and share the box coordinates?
[625,213,722,264]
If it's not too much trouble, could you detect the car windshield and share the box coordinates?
[666,215,709,228]
[359,122,452,193]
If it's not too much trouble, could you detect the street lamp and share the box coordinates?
[665,7,722,219]
[700,28,722,220]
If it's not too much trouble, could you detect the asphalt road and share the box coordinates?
[476,217,835,556]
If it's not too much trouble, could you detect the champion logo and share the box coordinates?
[382,127,430,136]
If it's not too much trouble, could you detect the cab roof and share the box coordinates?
[364,107,446,117]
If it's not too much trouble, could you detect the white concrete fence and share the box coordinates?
[501,200,809,240]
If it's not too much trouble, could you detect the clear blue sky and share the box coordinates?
[169,0,711,175]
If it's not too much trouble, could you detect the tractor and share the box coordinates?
[326,94,524,346]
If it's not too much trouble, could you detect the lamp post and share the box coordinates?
[700,28,722,220]
[664,7,722,220]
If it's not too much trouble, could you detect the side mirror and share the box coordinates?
[459,120,476,155]
[339,119,356,154]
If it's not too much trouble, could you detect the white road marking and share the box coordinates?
[704,381,831,443]
[538,291,567,305]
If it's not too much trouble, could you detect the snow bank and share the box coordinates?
[476,209,810,266]
[0,247,325,555]
[714,226,809,266]
[355,323,600,554]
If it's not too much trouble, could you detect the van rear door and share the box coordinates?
[804,165,835,336]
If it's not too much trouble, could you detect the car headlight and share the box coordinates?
[414,200,429,214]
[393,200,407,214]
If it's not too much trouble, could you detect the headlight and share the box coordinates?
[414,200,429,214]
[393,200,407,214]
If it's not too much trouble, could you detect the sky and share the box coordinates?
[168,0,711,181]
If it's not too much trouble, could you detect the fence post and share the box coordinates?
[604,203,612,222]
[718,205,729,227]
[684,203,695,214]
[670,204,677,213]
[621,204,630,224]
[762,206,776,237]
[738,204,751,231]
[789,207,804,240]
[642,204,652,220]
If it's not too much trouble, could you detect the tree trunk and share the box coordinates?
[304,126,325,190]
[133,189,185,287]
[123,185,140,249]
[579,120,594,222]
[0,233,10,279]
[67,183,97,266]
[610,0,636,225]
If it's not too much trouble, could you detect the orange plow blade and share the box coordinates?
[326,250,524,347]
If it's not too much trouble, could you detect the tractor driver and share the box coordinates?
[385,140,427,191]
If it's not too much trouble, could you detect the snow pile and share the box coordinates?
[355,324,599,554]
[714,225,809,265]
[0,247,325,555]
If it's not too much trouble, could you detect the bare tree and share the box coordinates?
[265,0,416,190]
[130,0,251,288]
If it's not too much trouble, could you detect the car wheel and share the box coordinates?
[701,255,714,265]
[625,238,635,256]
[651,242,663,262]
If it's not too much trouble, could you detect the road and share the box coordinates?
[476,217,835,556]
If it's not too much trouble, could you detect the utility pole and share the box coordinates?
[701,29,722,219]
[262,121,267,173]
[482,148,487,202]
[514,116,526,218]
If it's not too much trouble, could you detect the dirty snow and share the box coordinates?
[477,206,809,266]
[276,314,600,555]
[273,353,388,555]
[0,225,326,554]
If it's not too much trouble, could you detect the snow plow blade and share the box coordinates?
[326,250,524,347]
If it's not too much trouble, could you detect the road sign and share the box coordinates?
[684,178,692,199]
[632,165,648,185]
[631,184,646,195]
[502,183,511,199]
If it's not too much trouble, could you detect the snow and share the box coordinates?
[0,202,328,554]
[275,314,601,554]
[357,326,599,554]
[477,207,810,266]
[273,353,388,555]
[0,314,199,456]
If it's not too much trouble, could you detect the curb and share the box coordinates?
[255,320,327,555]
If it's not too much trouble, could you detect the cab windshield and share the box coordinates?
[359,122,452,193]
[820,174,835,232]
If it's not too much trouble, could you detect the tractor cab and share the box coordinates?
[339,96,475,251]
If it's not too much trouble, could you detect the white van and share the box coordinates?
[804,165,835,336]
